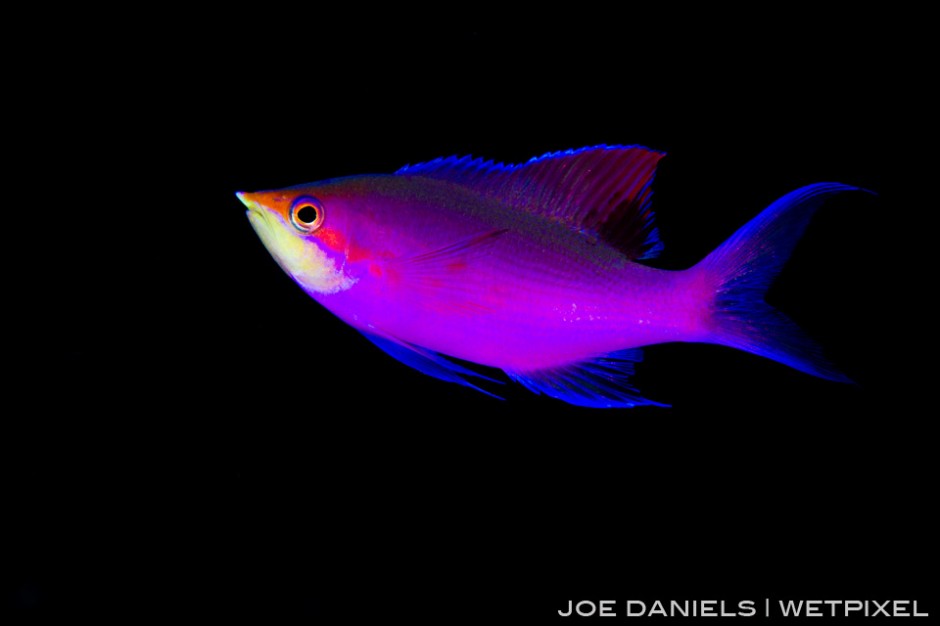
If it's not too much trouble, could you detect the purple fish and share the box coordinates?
[237,145,861,408]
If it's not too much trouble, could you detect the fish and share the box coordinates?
[237,145,864,408]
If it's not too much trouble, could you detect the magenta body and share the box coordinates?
[304,175,710,372]
[241,145,856,407]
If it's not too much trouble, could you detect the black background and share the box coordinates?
[7,12,932,623]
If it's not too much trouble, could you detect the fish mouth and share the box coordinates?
[237,191,271,234]
[239,192,280,260]
[236,191,264,217]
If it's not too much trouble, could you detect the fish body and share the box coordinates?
[239,146,859,408]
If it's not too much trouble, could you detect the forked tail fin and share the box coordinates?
[696,183,867,383]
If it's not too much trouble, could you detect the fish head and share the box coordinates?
[237,184,360,295]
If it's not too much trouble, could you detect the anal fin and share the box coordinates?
[506,349,668,409]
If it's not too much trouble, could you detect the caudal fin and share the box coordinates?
[696,183,866,383]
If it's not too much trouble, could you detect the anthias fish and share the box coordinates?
[238,145,861,408]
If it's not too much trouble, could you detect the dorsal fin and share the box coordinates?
[396,145,666,260]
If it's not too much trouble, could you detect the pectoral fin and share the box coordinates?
[383,228,508,315]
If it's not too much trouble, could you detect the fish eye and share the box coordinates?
[289,196,325,233]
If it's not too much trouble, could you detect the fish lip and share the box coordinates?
[237,191,266,219]
[236,191,257,208]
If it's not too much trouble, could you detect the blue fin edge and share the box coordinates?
[506,349,669,409]
[361,332,504,400]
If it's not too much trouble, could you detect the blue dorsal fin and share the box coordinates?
[505,349,669,408]
[361,332,503,399]
[396,145,666,260]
